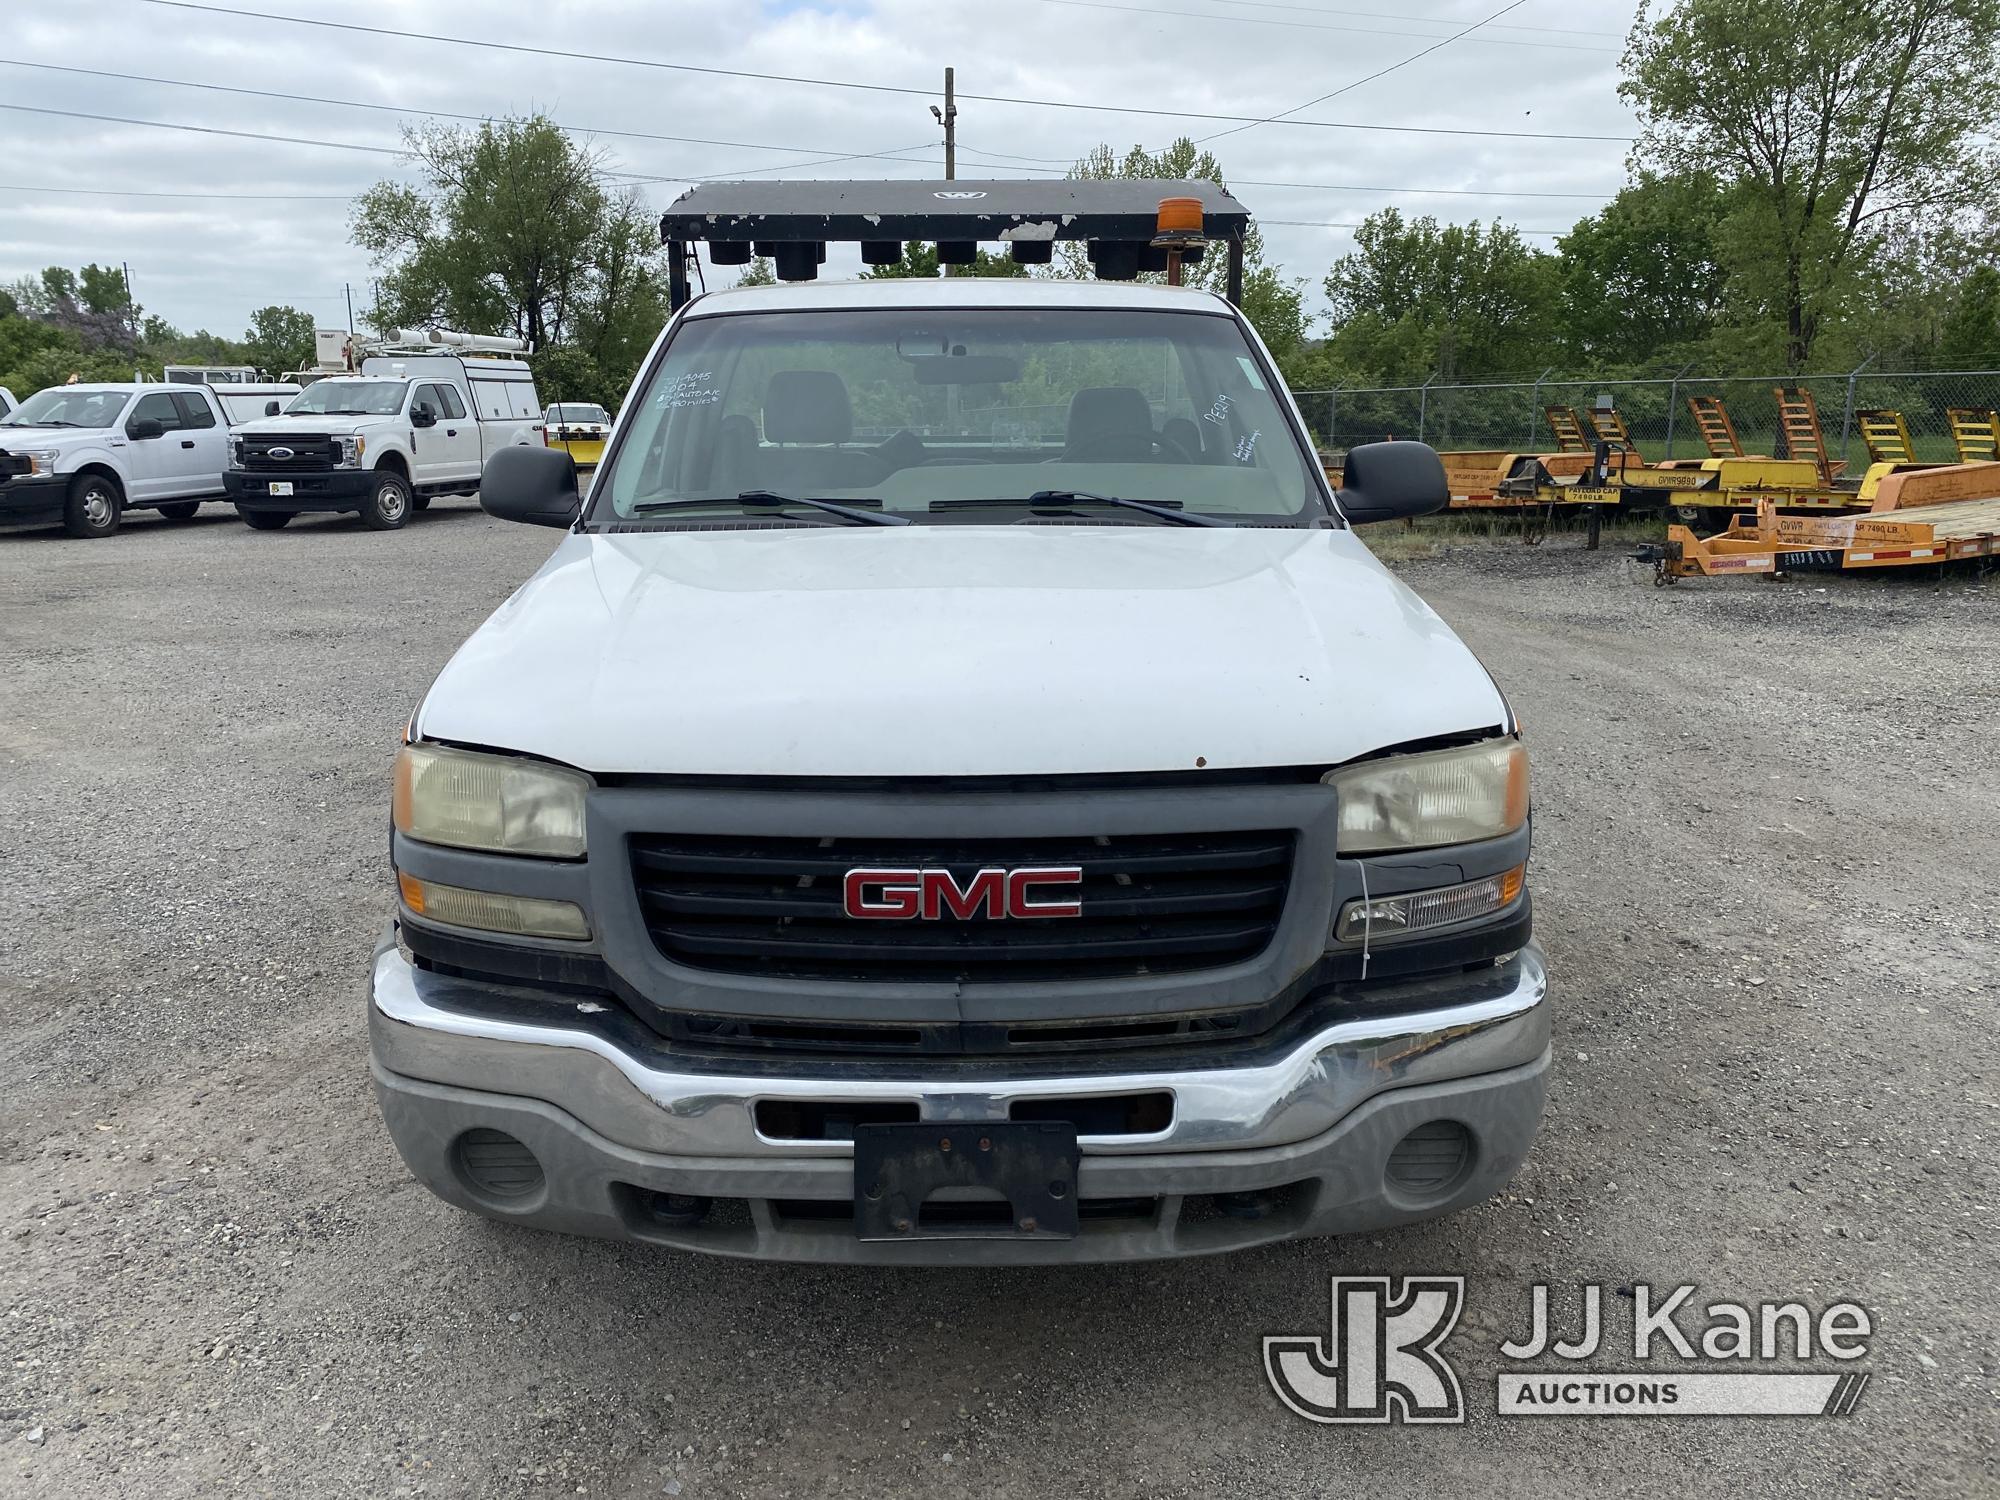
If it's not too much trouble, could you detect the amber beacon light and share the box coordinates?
[1154,196,1206,285]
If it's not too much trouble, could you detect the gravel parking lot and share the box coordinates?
[2,502,1995,1498]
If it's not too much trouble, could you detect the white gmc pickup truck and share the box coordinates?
[369,277,1547,1264]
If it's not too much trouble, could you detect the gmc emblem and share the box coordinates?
[842,866,1083,920]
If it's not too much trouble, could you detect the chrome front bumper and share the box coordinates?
[369,933,1551,1262]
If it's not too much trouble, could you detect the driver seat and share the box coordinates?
[1063,386,1155,462]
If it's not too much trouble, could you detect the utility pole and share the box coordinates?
[929,68,959,276]
[344,283,356,337]
[120,262,137,340]
[929,67,958,180]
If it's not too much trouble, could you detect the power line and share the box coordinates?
[1027,0,1617,52]
[0,59,947,172]
[632,144,943,185]
[1199,0,1534,142]
[1262,218,1566,236]
[1165,0,1620,38]
[58,56,1559,198]
[1238,176,1608,200]
[0,100,939,186]
[0,181,354,201]
[0,101,405,159]
[948,143,1615,200]
[129,0,1633,143]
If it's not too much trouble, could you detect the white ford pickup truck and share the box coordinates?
[224,338,541,531]
[0,381,294,538]
[369,269,1546,1264]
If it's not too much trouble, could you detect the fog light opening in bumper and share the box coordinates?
[450,1128,546,1207]
[1385,1119,1477,1203]
[1211,1187,1289,1220]
[643,1191,712,1228]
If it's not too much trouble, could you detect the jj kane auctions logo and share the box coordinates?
[1266,1278,1873,1422]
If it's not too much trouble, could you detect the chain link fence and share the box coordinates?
[1295,369,2000,470]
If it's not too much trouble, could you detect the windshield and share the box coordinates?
[595,307,1323,526]
[550,404,609,422]
[1,389,128,429]
[284,380,408,416]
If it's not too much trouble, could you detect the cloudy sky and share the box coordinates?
[2,0,1642,341]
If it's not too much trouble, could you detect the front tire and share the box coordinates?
[360,470,412,531]
[237,507,291,531]
[63,473,122,539]
[158,501,200,521]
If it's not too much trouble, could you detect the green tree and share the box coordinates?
[568,198,672,394]
[1622,0,2000,371]
[242,305,317,376]
[1556,172,1729,367]
[736,257,777,287]
[1322,210,1561,382]
[1938,265,2000,367]
[14,263,140,351]
[861,242,1026,279]
[352,116,668,358]
[1059,139,1306,363]
[531,345,611,410]
[77,264,135,319]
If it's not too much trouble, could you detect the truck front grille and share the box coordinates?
[239,435,337,470]
[628,830,1294,983]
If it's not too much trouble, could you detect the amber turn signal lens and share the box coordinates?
[1334,863,1525,944]
[396,872,590,940]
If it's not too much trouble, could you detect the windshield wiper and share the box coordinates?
[14,419,82,428]
[629,490,910,527]
[932,490,1225,527]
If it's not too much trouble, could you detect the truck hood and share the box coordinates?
[0,426,112,447]
[232,413,386,436]
[418,526,1507,778]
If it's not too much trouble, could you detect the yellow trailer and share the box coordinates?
[1635,462,2000,583]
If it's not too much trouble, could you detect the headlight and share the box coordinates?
[23,448,62,471]
[1322,737,1528,853]
[393,742,589,858]
[337,435,364,467]
[228,436,243,469]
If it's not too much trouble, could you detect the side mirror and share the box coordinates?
[481,444,579,529]
[265,400,282,417]
[1335,440,1449,524]
[129,417,165,441]
[411,404,438,428]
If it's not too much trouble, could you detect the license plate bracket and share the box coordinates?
[267,480,294,496]
[853,1121,1080,1241]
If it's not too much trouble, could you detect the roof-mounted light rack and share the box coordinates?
[658,178,1254,309]
[364,329,533,359]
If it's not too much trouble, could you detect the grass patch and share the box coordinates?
[1359,509,1671,561]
